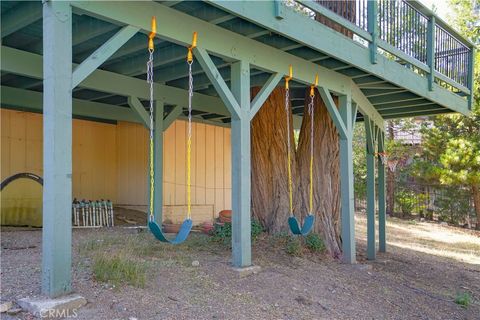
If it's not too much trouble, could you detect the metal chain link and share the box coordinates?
[285,87,294,216]
[187,60,193,219]
[285,88,291,159]
[308,93,314,214]
[147,49,155,221]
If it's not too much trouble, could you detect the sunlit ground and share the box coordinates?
[355,214,480,265]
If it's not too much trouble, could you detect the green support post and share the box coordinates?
[338,95,356,264]
[365,117,377,260]
[367,0,378,64]
[153,102,164,225]
[42,0,72,298]
[467,47,475,110]
[231,60,252,267]
[427,16,436,91]
[378,131,386,253]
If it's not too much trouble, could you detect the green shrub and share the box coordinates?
[305,233,325,253]
[93,253,147,288]
[285,236,303,256]
[211,219,264,244]
[395,190,417,215]
[454,292,471,308]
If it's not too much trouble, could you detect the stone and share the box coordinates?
[7,308,22,315]
[191,260,200,267]
[17,294,86,319]
[0,301,13,313]
[231,265,261,278]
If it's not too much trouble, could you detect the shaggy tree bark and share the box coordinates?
[251,87,296,234]
[472,185,480,230]
[295,89,342,257]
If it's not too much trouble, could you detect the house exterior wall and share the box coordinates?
[1,109,232,219]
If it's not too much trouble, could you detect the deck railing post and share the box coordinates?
[467,47,475,110]
[427,15,436,91]
[367,0,378,64]
[274,0,285,20]
[231,60,252,268]
[378,130,386,253]
[42,0,73,298]
[153,101,164,225]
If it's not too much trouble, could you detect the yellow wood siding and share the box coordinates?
[1,109,232,219]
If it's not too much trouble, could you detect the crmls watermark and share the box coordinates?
[40,308,78,318]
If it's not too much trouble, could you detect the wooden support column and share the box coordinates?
[365,117,377,260]
[377,130,386,252]
[42,0,72,297]
[153,102,164,225]
[338,95,356,264]
[231,60,252,267]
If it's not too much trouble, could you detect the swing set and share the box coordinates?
[146,18,318,243]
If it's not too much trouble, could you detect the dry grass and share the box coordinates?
[355,214,480,265]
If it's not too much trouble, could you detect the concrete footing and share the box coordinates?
[231,265,261,278]
[17,294,86,318]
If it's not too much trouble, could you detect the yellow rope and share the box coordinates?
[309,155,313,213]
[287,151,293,214]
[149,138,154,219]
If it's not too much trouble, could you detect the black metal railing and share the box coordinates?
[294,0,474,96]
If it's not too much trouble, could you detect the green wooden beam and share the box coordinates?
[427,16,436,91]
[364,116,377,261]
[369,92,421,105]
[153,101,163,225]
[375,100,435,110]
[351,82,384,131]
[382,108,453,119]
[70,1,350,95]
[367,0,378,64]
[1,86,141,123]
[208,0,468,115]
[1,46,229,117]
[163,105,183,130]
[250,73,282,119]
[72,25,139,88]
[338,95,356,264]
[379,105,446,116]
[194,47,241,118]
[318,86,348,139]
[127,96,149,127]
[377,130,386,253]
[230,60,252,267]
[362,89,408,98]
[1,1,41,38]
[41,0,72,298]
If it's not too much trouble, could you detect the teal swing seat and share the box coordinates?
[148,219,193,245]
[288,214,315,236]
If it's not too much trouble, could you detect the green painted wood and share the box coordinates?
[230,60,252,267]
[367,0,378,64]
[41,0,72,298]
[369,92,422,105]
[433,71,470,95]
[377,39,430,74]
[250,73,282,119]
[427,16,436,91]
[153,102,164,225]
[1,1,41,38]
[163,105,183,130]
[1,86,141,123]
[205,0,469,115]
[379,105,445,116]
[382,108,452,119]
[351,103,358,130]
[274,0,284,19]
[72,25,139,88]
[318,86,348,139]
[467,48,475,110]
[350,83,384,131]
[338,95,356,264]
[1,46,229,117]
[377,130,386,253]
[194,47,241,118]
[69,1,350,95]
[128,96,149,127]
[365,117,376,260]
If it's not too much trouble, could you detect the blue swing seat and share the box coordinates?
[288,214,315,236]
[148,218,193,244]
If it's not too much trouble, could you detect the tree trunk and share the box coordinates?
[386,122,396,216]
[472,185,480,230]
[295,89,342,257]
[251,87,297,234]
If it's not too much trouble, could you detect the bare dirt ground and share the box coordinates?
[1,213,479,320]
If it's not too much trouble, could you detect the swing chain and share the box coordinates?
[308,93,314,214]
[186,59,193,220]
[147,48,155,221]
